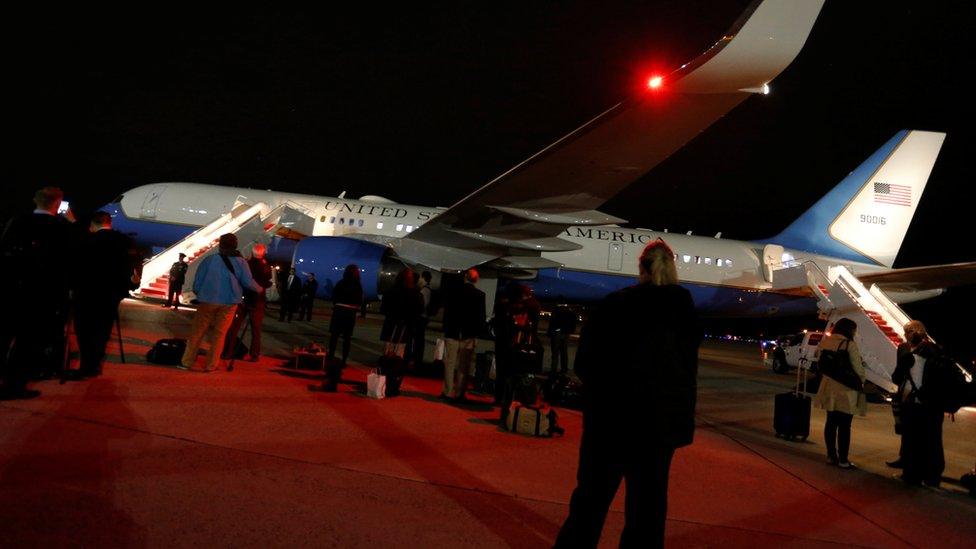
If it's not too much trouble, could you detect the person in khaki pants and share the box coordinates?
[180,234,261,372]
[440,269,486,402]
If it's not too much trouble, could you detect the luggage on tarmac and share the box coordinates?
[500,374,544,423]
[504,403,555,437]
[367,370,386,399]
[146,338,187,365]
[377,351,406,396]
[774,360,811,441]
[543,373,584,410]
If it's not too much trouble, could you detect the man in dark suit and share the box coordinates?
[0,187,74,399]
[555,240,701,548]
[278,267,302,322]
[164,253,188,309]
[72,211,139,379]
[298,273,318,321]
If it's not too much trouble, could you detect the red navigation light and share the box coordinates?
[647,75,663,89]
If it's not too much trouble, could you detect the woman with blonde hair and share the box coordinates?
[556,239,700,548]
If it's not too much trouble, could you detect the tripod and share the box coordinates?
[226,305,251,372]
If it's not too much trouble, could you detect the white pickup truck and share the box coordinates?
[765,331,824,374]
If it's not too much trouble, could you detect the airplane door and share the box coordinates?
[139,185,167,219]
[608,243,623,271]
[762,244,784,283]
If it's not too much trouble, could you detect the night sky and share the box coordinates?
[6,2,975,356]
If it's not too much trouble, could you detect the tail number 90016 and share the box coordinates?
[859,214,886,225]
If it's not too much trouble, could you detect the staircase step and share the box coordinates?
[140,288,166,296]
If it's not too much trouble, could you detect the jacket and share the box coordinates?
[442,282,486,340]
[575,283,701,448]
[75,228,138,302]
[814,334,867,415]
[192,252,262,305]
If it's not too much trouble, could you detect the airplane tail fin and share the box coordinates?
[767,130,945,268]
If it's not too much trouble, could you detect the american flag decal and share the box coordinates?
[873,182,912,206]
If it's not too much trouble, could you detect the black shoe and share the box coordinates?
[886,459,904,469]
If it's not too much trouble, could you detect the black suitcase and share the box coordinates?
[774,361,811,441]
[146,338,187,365]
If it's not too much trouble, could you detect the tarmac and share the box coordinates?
[1,298,974,548]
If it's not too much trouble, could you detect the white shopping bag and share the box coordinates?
[433,338,446,362]
[367,370,386,399]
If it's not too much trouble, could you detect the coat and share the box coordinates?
[441,282,486,340]
[814,333,867,415]
[575,283,701,449]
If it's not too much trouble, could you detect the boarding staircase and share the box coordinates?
[136,200,316,303]
[771,262,912,393]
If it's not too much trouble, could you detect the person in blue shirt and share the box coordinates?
[180,233,261,372]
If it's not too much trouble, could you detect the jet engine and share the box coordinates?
[291,236,403,300]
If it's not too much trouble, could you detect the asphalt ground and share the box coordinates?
[1,298,974,548]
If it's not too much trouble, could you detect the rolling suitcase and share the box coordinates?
[774,359,811,441]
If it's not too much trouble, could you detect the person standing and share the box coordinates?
[164,253,188,309]
[278,267,302,322]
[440,269,485,402]
[0,187,74,399]
[323,264,363,391]
[409,271,433,367]
[547,297,577,375]
[814,317,867,469]
[380,267,424,356]
[180,234,261,372]
[556,240,700,548]
[892,320,946,487]
[298,273,318,321]
[72,211,139,378]
[221,243,273,362]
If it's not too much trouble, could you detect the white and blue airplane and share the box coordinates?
[97,0,975,316]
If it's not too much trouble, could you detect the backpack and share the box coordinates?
[924,352,974,414]
[146,338,187,365]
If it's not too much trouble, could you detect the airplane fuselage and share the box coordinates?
[105,182,936,317]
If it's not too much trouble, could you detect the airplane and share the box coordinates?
[92,0,973,318]
[102,129,974,318]
[103,0,831,307]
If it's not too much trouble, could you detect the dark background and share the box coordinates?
[5,2,974,359]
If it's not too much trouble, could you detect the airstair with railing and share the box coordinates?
[771,262,911,393]
[136,199,316,303]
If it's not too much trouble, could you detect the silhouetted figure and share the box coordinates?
[380,267,424,356]
[547,297,577,374]
[0,187,74,399]
[164,253,188,309]
[409,270,434,366]
[440,269,485,401]
[73,211,139,378]
[556,240,700,548]
[221,243,274,361]
[298,273,318,321]
[323,264,364,391]
[278,267,302,322]
[892,320,946,487]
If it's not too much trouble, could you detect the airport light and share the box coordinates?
[647,75,663,90]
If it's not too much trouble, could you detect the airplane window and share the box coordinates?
[320,215,327,222]
[682,255,691,263]
[339,218,345,225]
[349,218,355,226]
[704,257,712,265]
[376,222,384,229]
[358,219,364,227]
[695,256,701,264]
[406,225,413,232]
[717,259,724,267]
[396,224,404,231]
[726,259,733,268]
[329,217,335,224]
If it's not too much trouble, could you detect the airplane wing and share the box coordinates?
[857,262,976,292]
[395,0,825,271]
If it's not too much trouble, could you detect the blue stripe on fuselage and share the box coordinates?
[101,202,197,250]
[525,268,816,317]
